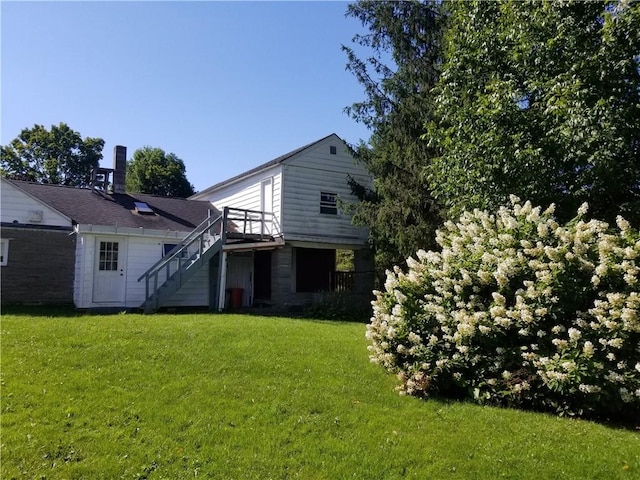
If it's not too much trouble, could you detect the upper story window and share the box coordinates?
[320,192,338,215]
[0,239,8,266]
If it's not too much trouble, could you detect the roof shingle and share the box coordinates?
[9,179,214,231]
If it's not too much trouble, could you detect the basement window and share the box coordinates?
[134,202,155,215]
[320,192,338,215]
[0,239,8,266]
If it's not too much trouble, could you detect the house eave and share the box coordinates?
[74,224,194,239]
[1,221,74,232]
[223,238,286,252]
[190,133,341,200]
[191,163,282,199]
[287,236,369,250]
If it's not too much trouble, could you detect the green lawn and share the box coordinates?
[1,311,638,479]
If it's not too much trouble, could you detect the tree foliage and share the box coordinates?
[126,147,195,198]
[0,123,104,187]
[427,0,640,224]
[343,0,446,273]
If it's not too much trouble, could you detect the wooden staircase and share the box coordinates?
[138,207,279,313]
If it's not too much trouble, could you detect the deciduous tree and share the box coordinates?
[126,146,194,198]
[1,123,104,187]
[427,0,640,223]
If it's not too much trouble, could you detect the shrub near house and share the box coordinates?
[367,197,640,422]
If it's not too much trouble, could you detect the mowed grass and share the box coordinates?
[1,311,638,479]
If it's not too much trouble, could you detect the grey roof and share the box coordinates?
[192,133,342,198]
[8,179,215,231]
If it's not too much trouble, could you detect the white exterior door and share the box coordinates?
[261,178,273,235]
[93,237,127,303]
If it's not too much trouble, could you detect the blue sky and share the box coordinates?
[1,1,372,192]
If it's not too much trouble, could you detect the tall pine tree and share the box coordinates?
[343,0,446,274]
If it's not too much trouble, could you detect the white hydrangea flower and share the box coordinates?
[568,328,581,341]
[616,216,630,232]
[608,338,624,349]
[582,341,595,357]
[577,203,589,216]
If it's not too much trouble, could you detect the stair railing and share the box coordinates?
[137,206,281,311]
[138,209,227,305]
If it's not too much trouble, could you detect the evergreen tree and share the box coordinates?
[343,0,446,273]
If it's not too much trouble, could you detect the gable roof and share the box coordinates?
[6,179,214,231]
[192,133,343,198]
[1,176,73,226]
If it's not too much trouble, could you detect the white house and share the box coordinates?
[1,135,374,313]
[191,133,375,310]
[1,147,216,310]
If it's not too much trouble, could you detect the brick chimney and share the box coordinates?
[113,145,127,193]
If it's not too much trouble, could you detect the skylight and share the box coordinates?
[134,202,155,215]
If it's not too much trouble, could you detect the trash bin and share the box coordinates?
[227,287,244,309]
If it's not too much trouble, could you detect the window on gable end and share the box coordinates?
[320,192,338,215]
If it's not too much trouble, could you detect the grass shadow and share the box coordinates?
[1,305,81,318]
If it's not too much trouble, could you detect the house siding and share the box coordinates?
[1,226,76,305]
[1,179,71,227]
[74,231,209,309]
[281,137,371,245]
[73,235,85,307]
[192,166,283,234]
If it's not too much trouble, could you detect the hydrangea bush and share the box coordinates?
[367,197,639,421]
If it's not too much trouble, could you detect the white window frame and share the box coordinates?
[320,192,338,215]
[1,239,9,266]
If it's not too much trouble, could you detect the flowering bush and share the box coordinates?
[367,197,640,421]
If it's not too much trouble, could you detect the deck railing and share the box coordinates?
[331,271,355,292]
[138,207,281,312]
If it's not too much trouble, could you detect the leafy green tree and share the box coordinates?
[126,147,194,198]
[427,0,640,223]
[343,0,446,274]
[0,123,104,186]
